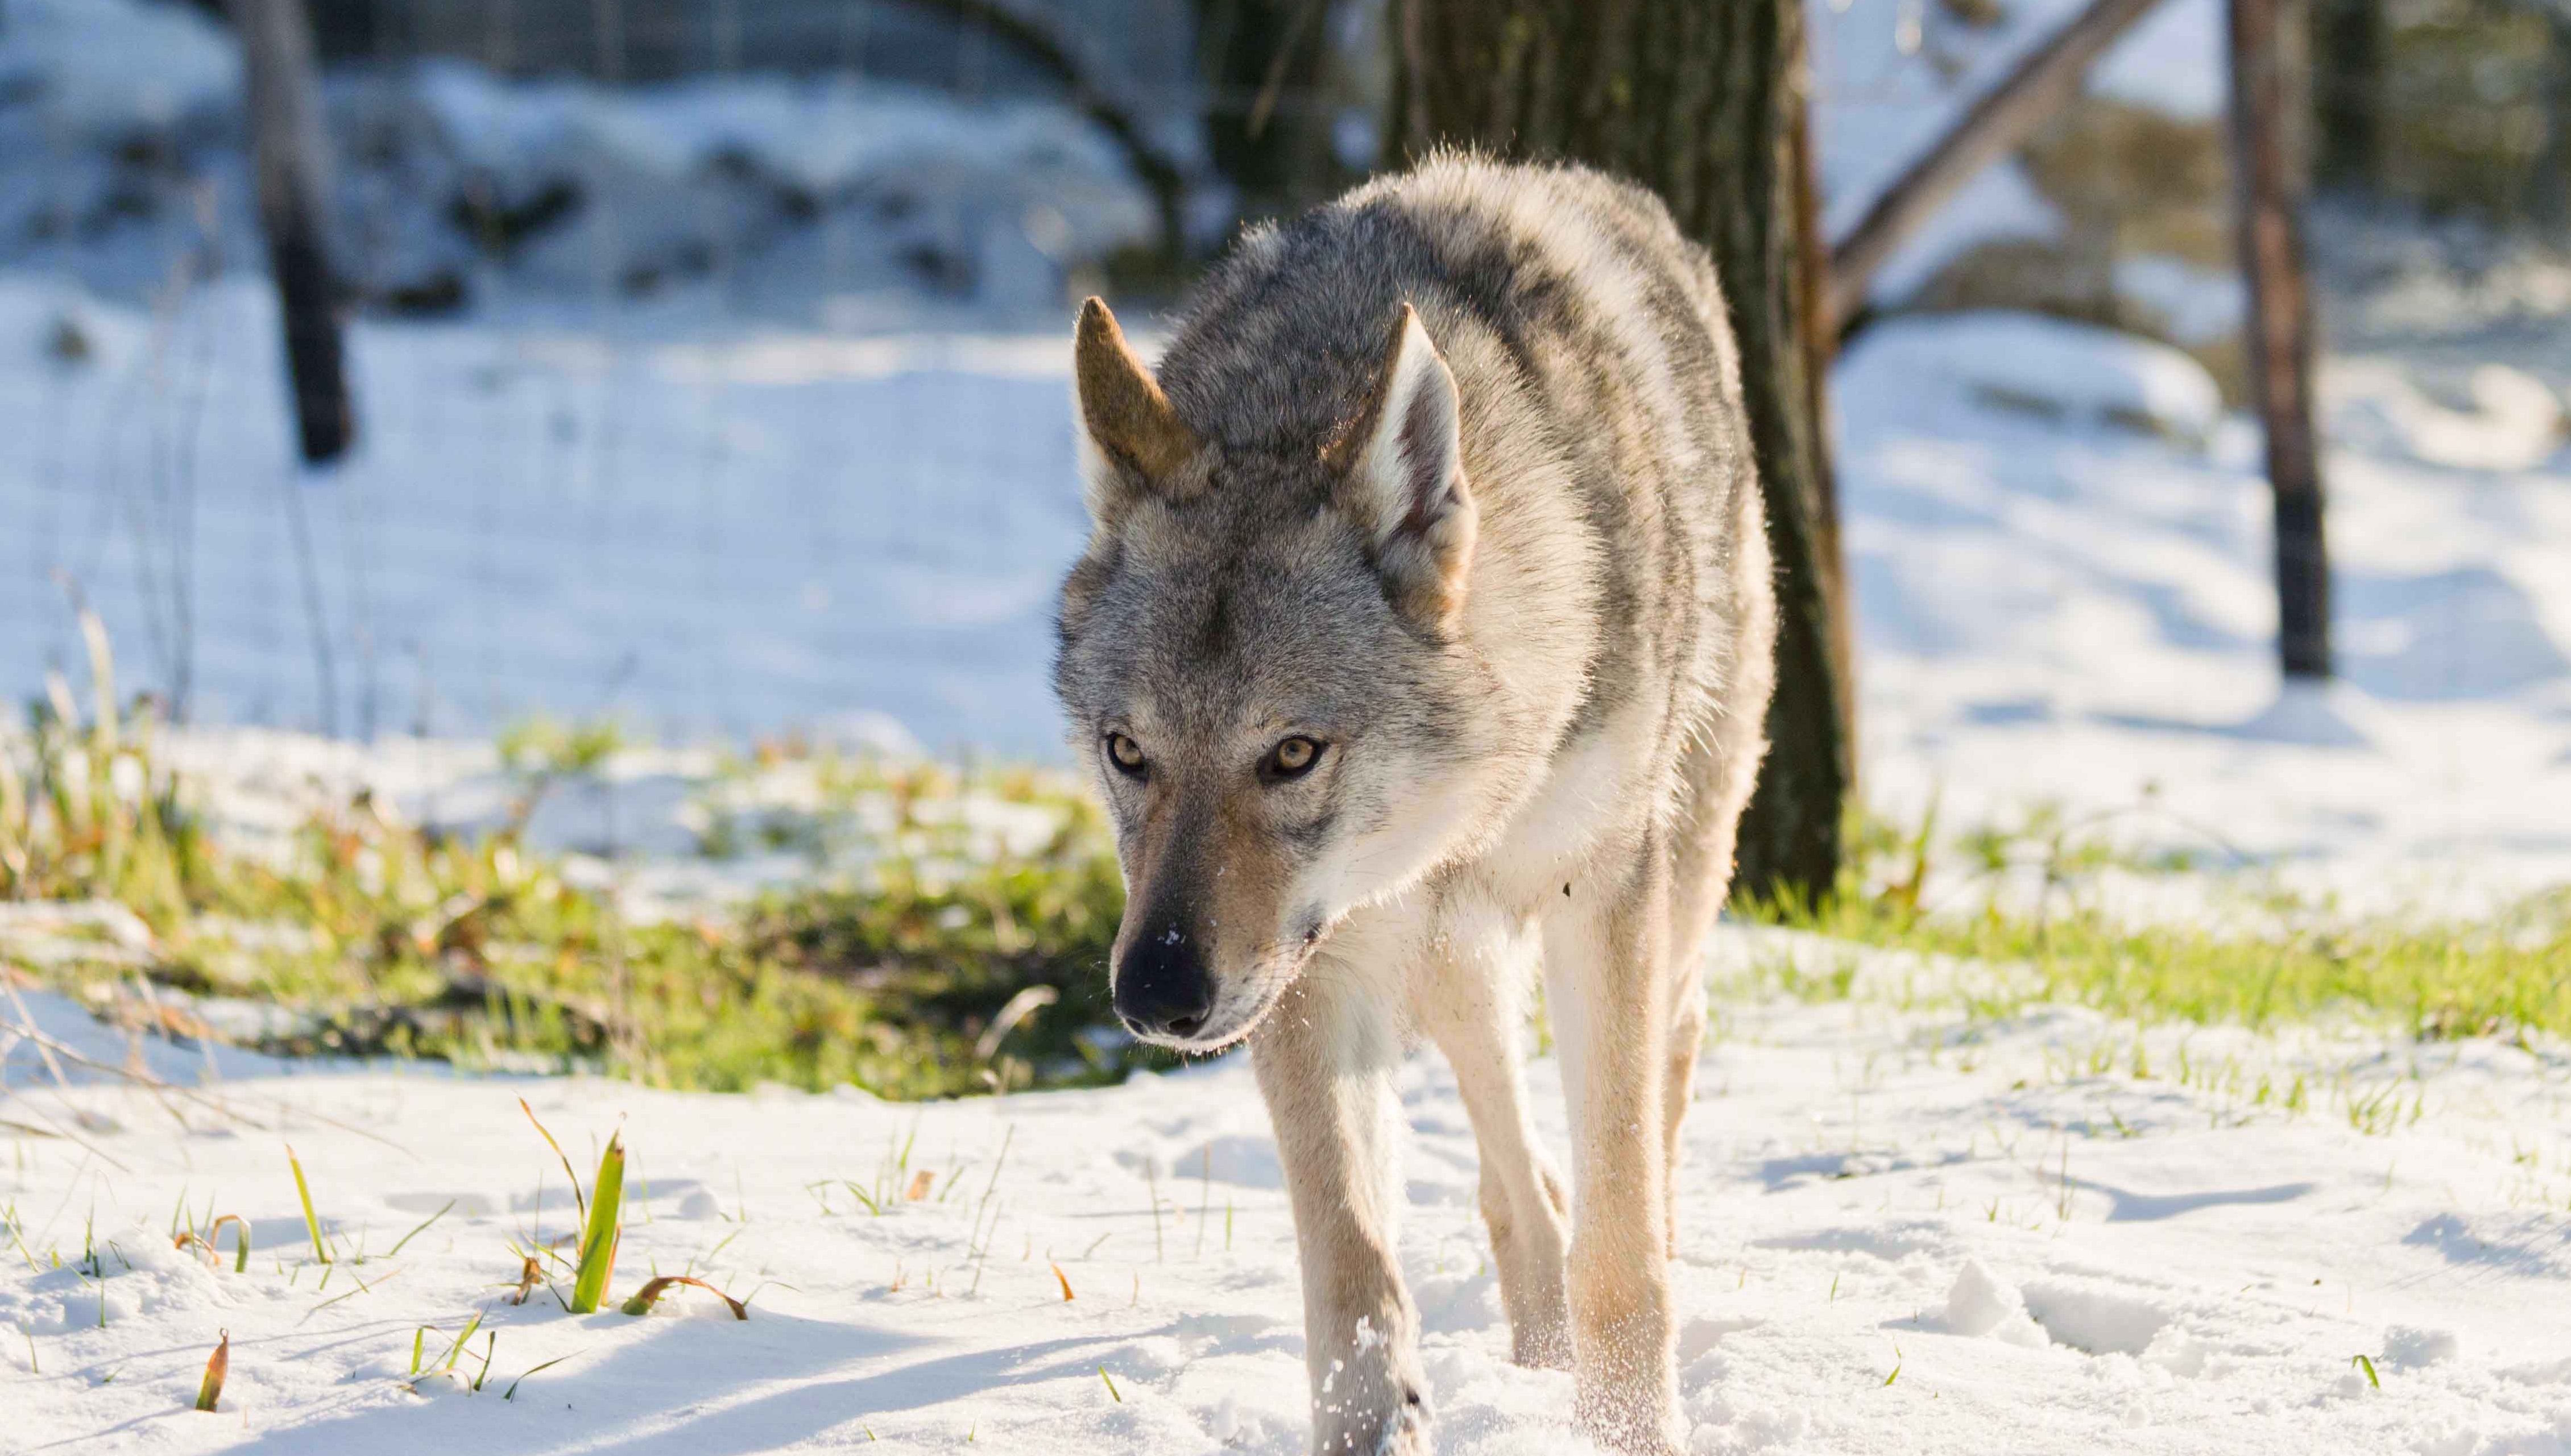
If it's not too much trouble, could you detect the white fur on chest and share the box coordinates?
[1474,711,1657,912]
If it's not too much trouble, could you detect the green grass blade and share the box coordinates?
[441,1310,484,1371]
[518,1100,587,1223]
[569,1133,625,1314]
[503,1354,573,1400]
[209,1214,250,1273]
[384,1200,454,1259]
[286,1147,329,1264]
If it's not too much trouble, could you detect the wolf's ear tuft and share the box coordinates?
[1331,303,1476,634]
[1074,297,1198,520]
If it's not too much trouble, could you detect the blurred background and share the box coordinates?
[0,0,2564,880]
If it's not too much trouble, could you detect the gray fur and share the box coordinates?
[1054,154,1774,1455]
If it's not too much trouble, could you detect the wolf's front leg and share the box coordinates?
[1545,841,1682,1455]
[1410,916,1571,1368]
[1251,970,1430,1456]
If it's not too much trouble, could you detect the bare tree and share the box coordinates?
[229,0,354,464]
[2230,0,2332,678]
[1392,0,1853,902]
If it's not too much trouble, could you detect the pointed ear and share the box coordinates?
[1329,303,1476,634]
[1074,297,1198,520]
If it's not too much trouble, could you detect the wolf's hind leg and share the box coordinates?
[1659,949,1709,1259]
[1251,965,1430,1456]
[1659,704,1758,1254]
[1545,839,1682,1456]
[1411,912,1571,1368]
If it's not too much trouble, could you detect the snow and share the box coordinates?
[2086,0,2225,118]
[0,7,1165,320]
[2114,255,2246,349]
[414,61,1148,202]
[1833,313,2571,912]
[400,61,1159,300]
[1874,310,2225,441]
[9,944,2571,1452]
[0,0,238,138]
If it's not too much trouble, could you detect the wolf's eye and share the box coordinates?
[1265,736,1323,780]
[1106,733,1147,775]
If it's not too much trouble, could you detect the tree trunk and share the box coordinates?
[2230,0,2332,679]
[2307,0,2381,197]
[229,0,355,464]
[1392,0,1852,903]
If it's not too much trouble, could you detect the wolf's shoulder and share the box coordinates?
[1158,156,1715,453]
[1343,151,1687,251]
[1211,154,1695,298]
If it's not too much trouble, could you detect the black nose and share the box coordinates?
[1113,921,1215,1040]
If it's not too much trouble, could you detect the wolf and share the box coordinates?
[1053,154,1775,1455]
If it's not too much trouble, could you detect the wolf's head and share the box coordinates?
[1053,297,1489,1052]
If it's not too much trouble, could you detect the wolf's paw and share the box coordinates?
[1510,1320,1574,1371]
[1576,1386,1683,1456]
[1310,1383,1431,1456]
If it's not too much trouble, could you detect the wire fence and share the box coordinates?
[0,0,1270,753]
[0,0,2564,764]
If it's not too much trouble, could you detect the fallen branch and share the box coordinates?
[1827,0,2168,331]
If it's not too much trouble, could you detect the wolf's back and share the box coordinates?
[1155,154,1764,739]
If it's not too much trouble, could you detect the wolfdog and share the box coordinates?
[1054,155,1775,1454]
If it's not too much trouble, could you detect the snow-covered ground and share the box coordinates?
[8,931,2571,1454]
[7,296,2565,1449]
[3,7,2570,1449]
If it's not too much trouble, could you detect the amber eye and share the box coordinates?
[1266,736,1323,779]
[1106,733,1147,775]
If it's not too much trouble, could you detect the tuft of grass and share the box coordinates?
[2353,1353,2382,1389]
[568,1134,625,1314]
[1750,883,2571,1037]
[5,615,1146,1099]
[0,600,202,923]
[1737,807,2571,1041]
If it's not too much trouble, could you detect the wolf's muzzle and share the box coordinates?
[1112,919,1215,1041]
